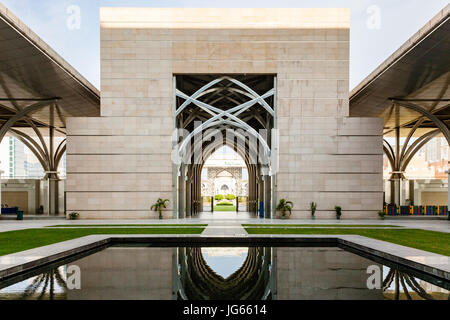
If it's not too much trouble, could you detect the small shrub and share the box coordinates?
[214,194,224,201]
[334,206,342,220]
[310,202,317,217]
[225,194,236,200]
[218,201,234,206]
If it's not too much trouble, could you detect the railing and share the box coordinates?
[384,205,448,216]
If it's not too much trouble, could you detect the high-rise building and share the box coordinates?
[0,137,25,178]
[0,137,69,179]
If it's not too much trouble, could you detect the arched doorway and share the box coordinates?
[173,75,276,219]
[200,146,249,216]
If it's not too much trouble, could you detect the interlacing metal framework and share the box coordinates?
[383,97,450,205]
[0,97,67,214]
[173,75,277,218]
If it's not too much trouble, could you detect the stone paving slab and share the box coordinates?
[1,218,448,233]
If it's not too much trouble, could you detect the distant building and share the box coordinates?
[0,137,25,178]
[0,137,66,179]
[383,137,449,180]
[201,146,248,197]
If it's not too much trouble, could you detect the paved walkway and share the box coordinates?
[0,213,448,234]
[201,221,248,236]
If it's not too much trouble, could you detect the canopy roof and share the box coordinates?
[350,4,450,137]
[0,3,100,134]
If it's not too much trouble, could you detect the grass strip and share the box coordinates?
[244,227,450,256]
[46,224,207,228]
[213,205,237,212]
[0,227,204,257]
[242,224,402,228]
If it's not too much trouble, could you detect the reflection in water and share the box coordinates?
[0,246,448,300]
[176,247,273,300]
[383,268,448,300]
[201,247,248,278]
[0,267,67,300]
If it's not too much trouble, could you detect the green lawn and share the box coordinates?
[0,227,205,257]
[242,224,401,228]
[244,227,450,256]
[214,205,237,212]
[47,224,207,228]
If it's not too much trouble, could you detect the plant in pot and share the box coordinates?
[334,206,342,220]
[276,199,293,219]
[68,212,80,220]
[151,198,170,220]
[310,202,317,220]
[378,210,386,220]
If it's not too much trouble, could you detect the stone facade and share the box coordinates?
[66,8,383,219]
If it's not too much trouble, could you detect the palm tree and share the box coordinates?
[151,198,170,219]
[276,199,293,219]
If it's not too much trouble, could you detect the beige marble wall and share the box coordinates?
[66,8,382,219]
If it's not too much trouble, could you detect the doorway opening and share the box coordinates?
[173,74,277,219]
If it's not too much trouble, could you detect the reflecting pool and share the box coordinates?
[0,245,448,300]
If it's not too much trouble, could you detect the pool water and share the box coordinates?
[0,245,448,300]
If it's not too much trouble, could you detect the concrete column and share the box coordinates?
[198,166,204,213]
[198,166,202,213]
[0,167,2,216]
[178,164,185,218]
[45,172,59,215]
[185,166,192,217]
[258,169,264,217]
[447,159,450,210]
[191,166,196,215]
[409,180,415,205]
[394,178,401,205]
[251,166,257,213]
[264,175,271,218]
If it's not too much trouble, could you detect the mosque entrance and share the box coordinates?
[173,75,277,219]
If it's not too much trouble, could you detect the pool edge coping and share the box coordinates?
[0,234,448,282]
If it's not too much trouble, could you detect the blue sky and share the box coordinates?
[1,0,448,90]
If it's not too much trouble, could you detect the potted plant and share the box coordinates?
[68,212,80,220]
[378,210,386,220]
[334,206,342,220]
[310,202,317,220]
[276,199,293,219]
[151,198,170,220]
